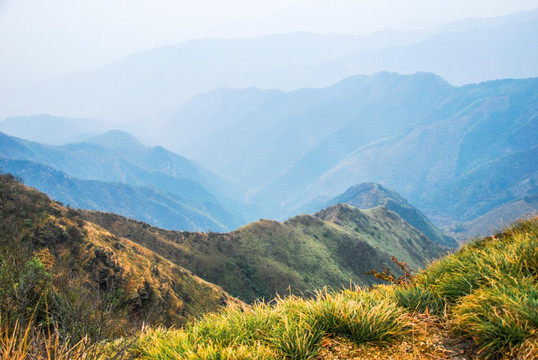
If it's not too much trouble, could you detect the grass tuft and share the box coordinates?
[266,316,324,360]
[392,285,445,315]
[306,289,413,345]
[452,276,538,359]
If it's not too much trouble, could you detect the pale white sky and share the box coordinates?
[1,0,537,85]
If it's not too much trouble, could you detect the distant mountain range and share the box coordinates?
[2,71,536,239]
[164,72,537,238]
[0,114,111,146]
[309,16,538,87]
[1,8,537,125]
[0,131,250,232]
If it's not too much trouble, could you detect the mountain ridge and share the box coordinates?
[2,8,536,123]
[82,201,446,303]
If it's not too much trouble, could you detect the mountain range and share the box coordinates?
[2,71,536,239]
[0,131,249,232]
[164,72,537,237]
[1,8,537,125]
[82,200,445,303]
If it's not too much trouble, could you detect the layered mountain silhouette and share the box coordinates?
[0,114,111,145]
[167,72,537,238]
[311,16,538,87]
[2,8,537,123]
[2,72,536,239]
[0,131,249,231]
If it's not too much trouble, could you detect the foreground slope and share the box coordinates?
[83,203,445,303]
[0,174,236,334]
[126,217,538,360]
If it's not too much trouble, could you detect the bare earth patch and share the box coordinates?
[317,313,480,360]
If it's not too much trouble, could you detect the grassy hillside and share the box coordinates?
[122,216,538,359]
[325,182,456,247]
[0,173,236,356]
[83,203,445,303]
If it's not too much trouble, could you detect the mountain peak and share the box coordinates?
[328,182,407,209]
[326,183,457,247]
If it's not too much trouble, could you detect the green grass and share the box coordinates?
[410,218,538,358]
[414,219,538,304]
[129,218,538,359]
[452,276,538,358]
[130,290,413,359]
[392,285,445,314]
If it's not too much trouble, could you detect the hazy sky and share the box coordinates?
[1,0,537,85]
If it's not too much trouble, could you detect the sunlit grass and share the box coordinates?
[128,218,538,359]
[452,276,538,359]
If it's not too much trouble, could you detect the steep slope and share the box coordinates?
[304,78,538,225]
[0,174,236,332]
[83,204,445,303]
[325,183,456,247]
[0,131,247,230]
